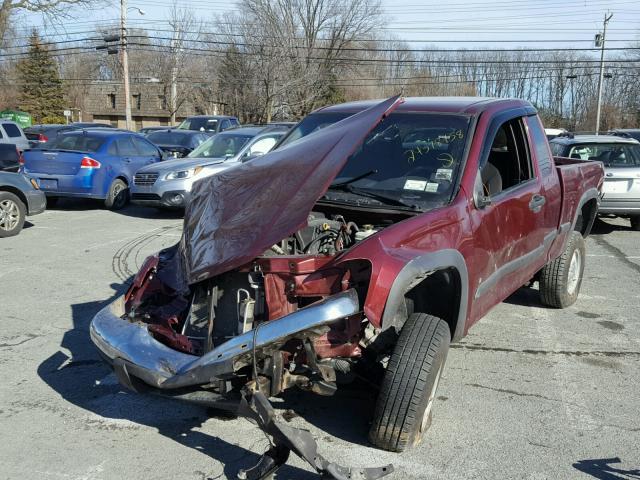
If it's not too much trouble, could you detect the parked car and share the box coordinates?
[144,129,210,158]
[90,97,603,478]
[544,127,568,141]
[177,115,240,133]
[549,134,640,230]
[25,123,117,148]
[0,171,46,237]
[608,128,640,142]
[0,120,29,151]
[0,143,22,172]
[131,125,287,208]
[22,129,163,210]
[138,126,169,135]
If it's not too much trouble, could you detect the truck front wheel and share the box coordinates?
[368,313,450,452]
[539,231,585,308]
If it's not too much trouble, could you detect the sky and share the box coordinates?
[13,0,640,51]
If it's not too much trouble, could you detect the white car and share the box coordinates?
[0,121,29,151]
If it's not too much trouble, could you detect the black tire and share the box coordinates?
[630,216,640,231]
[0,191,26,238]
[539,231,585,308]
[104,178,129,210]
[369,313,450,452]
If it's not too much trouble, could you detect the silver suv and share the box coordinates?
[131,126,288,208]
[550,134,640,230]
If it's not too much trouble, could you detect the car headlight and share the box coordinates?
[165,166,203,180]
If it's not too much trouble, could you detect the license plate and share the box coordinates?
[603,180,629,194]
[39,178,58,190]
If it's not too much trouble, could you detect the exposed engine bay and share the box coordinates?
[123,210,398,400]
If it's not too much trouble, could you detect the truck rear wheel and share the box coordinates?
[539,231,585,308]
[369,313,450,452]
[630,216,640,231]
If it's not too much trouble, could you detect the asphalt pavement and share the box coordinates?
[1,199,638,480]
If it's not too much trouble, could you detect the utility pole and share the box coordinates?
[120,0,132,131]
[595,12,613,135]
[566,74,577,131]
[169,27,180,125]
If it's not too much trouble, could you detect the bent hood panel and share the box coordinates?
[161,96,401,289]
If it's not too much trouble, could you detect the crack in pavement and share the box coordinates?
[451,343,640,357]
[465,382,571,405]
[0,333,40,348]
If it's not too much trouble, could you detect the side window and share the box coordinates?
[0,127,3,138]
[220,120,231,131]
[115,137,137,157]
[549,142,564,156]
[2,123,22,138]
[107,141,119,156]
[526,116,553,176]
[132,136,159,156]
[481,118,534,197]
[230,118,239,126]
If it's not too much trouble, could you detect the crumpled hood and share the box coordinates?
[161,96,401,291]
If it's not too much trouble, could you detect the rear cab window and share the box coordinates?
[525,116,553,176]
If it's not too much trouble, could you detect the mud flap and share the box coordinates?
[237,387,394,480]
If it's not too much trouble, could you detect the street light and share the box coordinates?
[121,2,145,131]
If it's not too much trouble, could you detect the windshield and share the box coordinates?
[178,117,218,132]
[188,133,253,158]
[324,112,472,211]
[568,143,640,167]
[146,131,194,147]
[47,133,105,152]
[277,112,352,148]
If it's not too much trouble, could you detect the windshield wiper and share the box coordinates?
[330,169,378,188]
[326,184,418,210]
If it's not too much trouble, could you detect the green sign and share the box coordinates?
[0,110,33,128]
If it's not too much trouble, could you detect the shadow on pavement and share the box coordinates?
[590,217,633,236]
[573,457,640,479]
[36,284,317,479]
[503,285,544,308]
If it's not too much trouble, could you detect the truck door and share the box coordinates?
[469,116,550,321]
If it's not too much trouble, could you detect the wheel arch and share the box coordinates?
[576,194,598,237]
[0,186,28,210]
[381,249,469,342]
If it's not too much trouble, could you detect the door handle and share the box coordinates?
[529,194,546,213]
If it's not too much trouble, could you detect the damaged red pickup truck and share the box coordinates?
[91,96,604,479]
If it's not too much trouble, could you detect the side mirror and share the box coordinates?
[473,170,492,209]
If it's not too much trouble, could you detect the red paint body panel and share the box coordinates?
[137,97,603,353]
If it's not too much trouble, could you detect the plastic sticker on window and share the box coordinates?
[404,179,427,190]
[435,168,453,181]
[425,182,439,193]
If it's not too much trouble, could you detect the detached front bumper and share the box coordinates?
[90,290,360,391]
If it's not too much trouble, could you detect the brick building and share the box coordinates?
[80,82,224,129]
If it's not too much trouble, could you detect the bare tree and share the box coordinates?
[1,0,104,49]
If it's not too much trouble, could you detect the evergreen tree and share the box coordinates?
[16,30,66,123]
